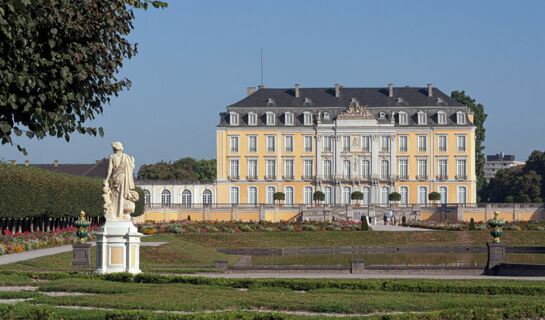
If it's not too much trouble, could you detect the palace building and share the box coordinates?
[216,84,476,206]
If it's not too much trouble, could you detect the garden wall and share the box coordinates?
[133,208,300,223]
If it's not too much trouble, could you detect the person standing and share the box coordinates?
[402,215,407,227]
[383,214,387,226]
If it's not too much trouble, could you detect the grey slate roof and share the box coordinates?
[29,159,108,178]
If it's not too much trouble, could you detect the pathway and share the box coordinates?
[0,242,168,265]
[368,224,433,231]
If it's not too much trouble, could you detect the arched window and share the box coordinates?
[181,189,192,208]
[343,186,351,204]
[248,187,257,206]
[457,186,467,204]
[439,186,448,204]
[418,186,428,205]
[381,187,389,205]
[284,186,294,205]
[399,186,409,205]
[362,187,370,205]
[229,187,239,204]
[303,186,313,204]
[266,186,276,204]
[202,189,212,205]
[144,190,151,205]
[161,189,171,207]
[324,186,332,204]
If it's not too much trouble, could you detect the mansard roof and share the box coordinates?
[227,86,465,109]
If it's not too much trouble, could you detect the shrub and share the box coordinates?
[273,192,285,203]
[534,197,543,203]
[428,192,441,202]
[313,191,325,202]
[468,218,476,230]
[504,195,514,203]
[351,191,363,201]
[389,192,401,202]
[361,216,370,231]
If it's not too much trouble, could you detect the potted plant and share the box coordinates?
[313,191,325,207]
[428,192,441,207]
[389,192,401,208]
[351,191,363,208]
[273,192,285,207]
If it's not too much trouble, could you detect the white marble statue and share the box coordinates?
[103,141,139,221]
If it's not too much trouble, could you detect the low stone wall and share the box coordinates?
[495,263,545,276]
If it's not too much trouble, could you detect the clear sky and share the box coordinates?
[1,0,544,169]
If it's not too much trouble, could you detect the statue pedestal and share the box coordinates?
[94,221,142,274]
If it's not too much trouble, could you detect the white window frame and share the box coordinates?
[247,186,258,205]
[342,136,350,152]
[303,135,313,153]
[323,136,333,152]
[398,159,408,180]
[457,112,466,125]
[266,159,276,180]
[457,186,467,204]
[417,111,427,125]
[303,186,313,204]
[417,158,428,179]
[398,135,408,153]
[283,158,294,179]
[324,186,332,204]
[361,159,370,179]
[457,158,467,179]
[266,112,275,126]
[381,136,390,152]
[229,136,239,153]
[229,112,239,126]
[437,135,447,153]
[399,186,409,205]
[361,136,370,152]
[417,135,427,152]
[398,112,408,125]
[323,159,333,179]
[144,189,151,204]
[343,187,351,204]
[284,186,294,205]
[248,112,257,126]
[230,187,239,204]
[362,186,370,205]
[437,158,448,179]
[161,189,171,206]
[303,159,313,179]
[381,187,390,205]
[343,160,351,179]
[437,111,447,125]
[266,186,276,204]
[248,135,257,153]
[266,135,276,153]
[303,112,313,126]
[380,159,390,179]
[181,189,192,208]
[418,186,428,205]
[284,112,294,126]
[202,189,212,205]
[438,186,448,204]
[456,135,467,152]
[284,135,294,153]
[247,159,258,180]
[229,159,239,179]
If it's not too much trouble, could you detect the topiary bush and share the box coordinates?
[468,218,476,230]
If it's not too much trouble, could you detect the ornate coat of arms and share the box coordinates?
[337,98,375,120]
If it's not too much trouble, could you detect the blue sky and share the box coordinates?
[1,0,544,169]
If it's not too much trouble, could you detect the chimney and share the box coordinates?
[388,83,394,97]
[258,85,265,90]
[10,160,15,166]
[428,83,433,97]
[335,84,340,98]
[25,160,29,166]
[294,84,300,98]
[247,87,256,96]
[54,160,59,167]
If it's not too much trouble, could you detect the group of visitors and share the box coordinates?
[383,212,407,226]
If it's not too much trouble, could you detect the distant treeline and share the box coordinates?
[137,158,216,181]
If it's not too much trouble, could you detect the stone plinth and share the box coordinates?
[350,259,365,273]
[94,221,142,274]
[486,242,506,273]
[72,243,92,268]
[214,260,228,272]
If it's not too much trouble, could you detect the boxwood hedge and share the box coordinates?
[0,164,144,218]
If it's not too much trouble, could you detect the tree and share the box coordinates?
[428,192,441,205]
[468,218,476,231]
[273,192,285,205]
[351,191,363,202]
[389,192,401,204]
[0,0,167,155]
[451,91,488,201]
[361,215,370,231]
[137,158,216,181]
[313,191,325,205]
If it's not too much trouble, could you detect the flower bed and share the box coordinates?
[136,220,363,234]
[408,220,545,231]
[0,226,98,255]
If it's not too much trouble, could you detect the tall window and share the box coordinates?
[381,187,389,205]
[303,159,313,179]
[439,186,447,204]
[229,136,239,153]
[417,135,427,152]
[342,136,350,152]
[343,160,351,179]
[230,113,239,126]
[323,160,332,179]
[285,112,294,126]
[283,159,294,179]
[438,135,447,152]
[456,135,466,152]
[381,136,390,152]
[324,187,332,204]
[266,136,275,152]
[161,190,171,206]
[380,159,390,179]
[457,159,467,179]
[399,112,408,125]
[247,159,257,179]
[284,135,294,152]
[266,160,276,179]
[229,160,239,179]
[361,160,370,179]
[418,186,427,205]
[438,112,447,125]
[457,112,466,125]
[266,186,275,204]
[230,187,239,204]
[399,186,408,205]
[438,159,448,179]
[303,186,313,204]
[417,159,427,179]
[343,187,351,204]
[266,113,275,125]
[398,159,408,180]
[457,186,467,204]
[202,189,212,205]
[144,190,151,204]
[323,136,332,152]
[248,187,257,206]
[248,136,257,152]
[304,113,313,125]
[181,189,192,208]
[248,113,257,125]
[303,136,313,152]
[362,187,370,205]
[418,112,427,125]
[361,136,370,151]
[285,187,294,205]
[399,135,408,152]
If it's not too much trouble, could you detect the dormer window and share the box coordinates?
[248,112,257,126]
[437,111,447,125]
[436,97,444,103]
[417,111,427,125]
[457,112,466,125]
[323,112,330,120]
[303,112,313,125]
[379,112,386,119]
[229,112,239,126]
[398,112,408,125]
[303,98,313,107]
[266,112,275,126]
[396,97,405,103]
[285,112,294,126]
[267,98,275,107]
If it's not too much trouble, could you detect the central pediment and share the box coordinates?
[337,98,375,120]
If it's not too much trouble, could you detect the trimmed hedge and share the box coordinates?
[0,164,144,218]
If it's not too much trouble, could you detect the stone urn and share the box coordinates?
[74,211,91,243]
[488,211,505,243]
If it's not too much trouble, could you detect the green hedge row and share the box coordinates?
[0,164,144,218]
